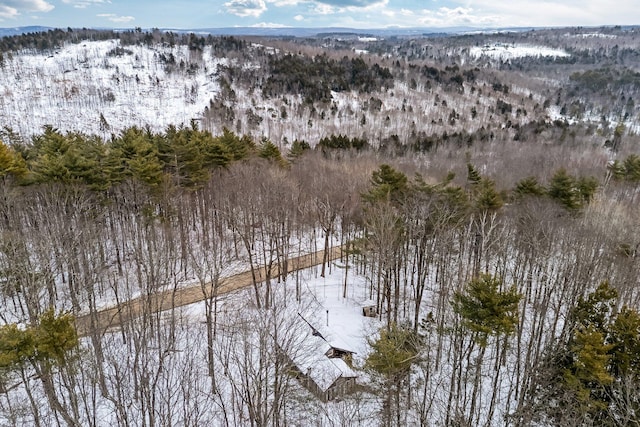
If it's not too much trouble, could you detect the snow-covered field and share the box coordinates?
[469,43,570,60]
[0,40,226,137]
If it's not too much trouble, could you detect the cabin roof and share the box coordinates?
[291,314,358,391]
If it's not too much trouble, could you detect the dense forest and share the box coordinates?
[0,26,640,426]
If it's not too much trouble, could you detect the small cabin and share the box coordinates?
[362,305,377,318]
[296,361,358,402]
[287,315,359,402]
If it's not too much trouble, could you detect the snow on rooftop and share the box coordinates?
[164,254,378,396]
[293,322,358,391]
[286,262,378,390]
[304,262,378,358]
[197,258,377,393]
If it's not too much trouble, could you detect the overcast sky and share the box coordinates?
[0,0,638,29]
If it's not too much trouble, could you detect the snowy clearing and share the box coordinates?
[0,40,227,137]
[469,43,570,60]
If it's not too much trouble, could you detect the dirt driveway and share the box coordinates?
[75,245,344,336]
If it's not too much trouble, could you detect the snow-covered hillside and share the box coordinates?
[0,36,558,147]
[469,43,570,60]
[0,40,227,137]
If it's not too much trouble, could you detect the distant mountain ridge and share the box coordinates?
[1,25,637,39]
[164,26,478,37]
[0,25,488,38]
[0,26,54,37]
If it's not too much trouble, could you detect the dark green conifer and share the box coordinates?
[453,273,521,346]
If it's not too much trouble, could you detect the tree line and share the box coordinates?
[263,53,393,104]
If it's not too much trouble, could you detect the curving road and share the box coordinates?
[75,245,344,337]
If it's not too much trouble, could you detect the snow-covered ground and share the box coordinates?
[0,39,227,137]
[566,32,617,39]
[171,248,378,364]
[173,258,379,374]
[0,37,552,148]
[0,255,382,426]
[547,104,640,137]
[469,43,570,60]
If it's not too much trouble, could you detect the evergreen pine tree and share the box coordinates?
[540,281,640,424]
[0,324,35,370]
[366,324,421,377]
[161,125,208,188]
[365,323,421,426]
[363,164,408,205]
[466,162,482,186]
[563,325,614,417]
[571,280,618,333]
[514,176,546,197]
[548,168,580,210]
[0,309,77,371]
[113,127,164,187]
[453,273,521,346]
[609,306,640,378]
[576,176,598,205]
[287,139,310,161]
[623,154,640,182]
[217,127,254,161]
[34,308,78,365]
[30,126,74,183]
[258,138,285,166]
[201,130,232,168]
[0,140,27,180]
[474,178,504,213]
[607,160,626,181]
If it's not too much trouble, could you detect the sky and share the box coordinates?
[0,0,638,30]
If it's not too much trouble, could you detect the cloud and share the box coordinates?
[224,0,267,17]
[265,0,387,15]
[313,2,334,14]
[62,0,110,9]
[0,5,17,19]
[250,22,291,27]
[265,0,383,8]
[266,0,300,6]
[97,13,134,23]
[314,0,381,6]
[221,0,387,22]
[310,0,389,19]
[444,0,640,27]
[0,0,54,19]
[292,0,639,29]
[417,6,499,27]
